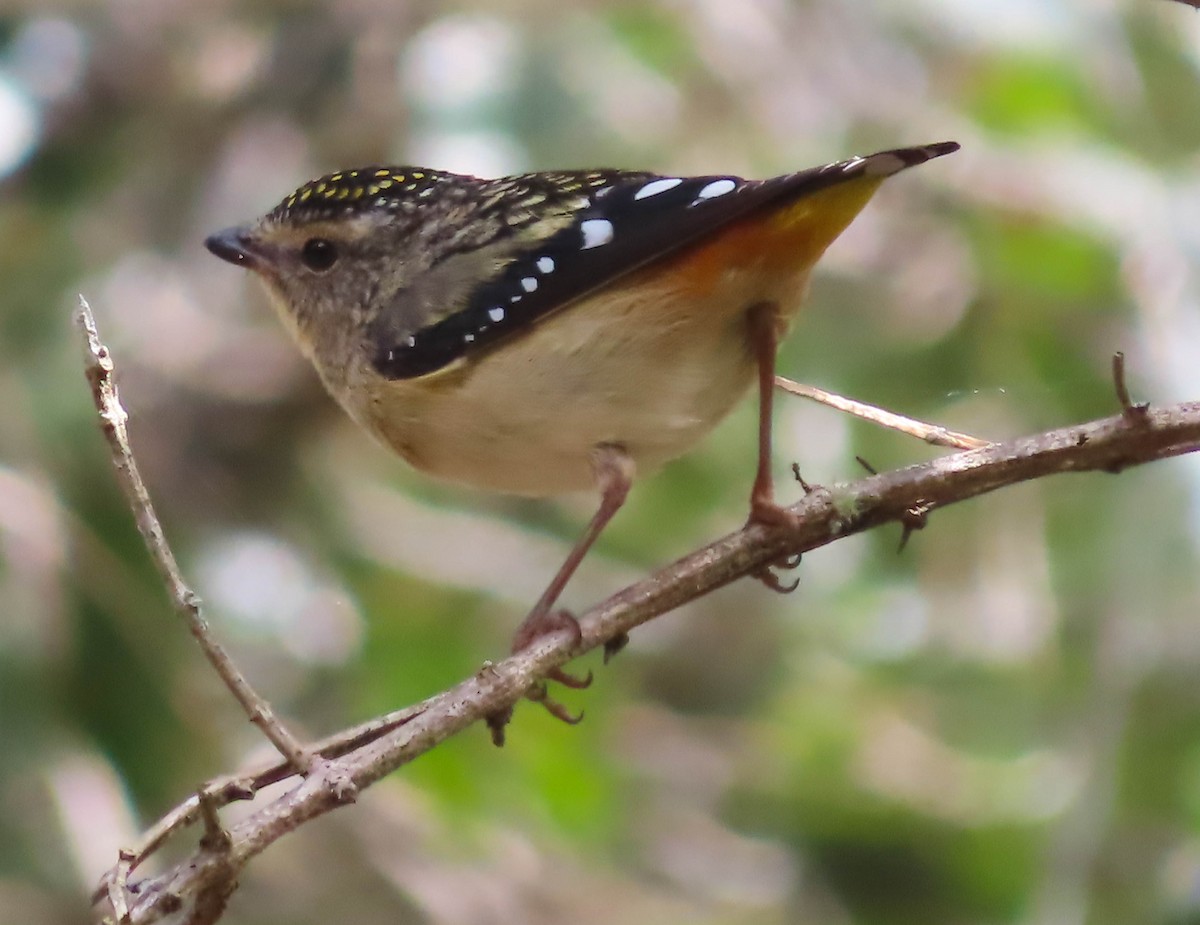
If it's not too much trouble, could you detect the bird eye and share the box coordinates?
[300,238,338,272]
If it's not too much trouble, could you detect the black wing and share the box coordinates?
[374,142,958,380]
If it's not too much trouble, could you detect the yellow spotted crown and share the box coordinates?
[270,167,457,221]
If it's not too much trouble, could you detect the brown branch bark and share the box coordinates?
[83,290,1200,922]
[77,296,315,775]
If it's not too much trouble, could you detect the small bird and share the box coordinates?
[206,141,957,717]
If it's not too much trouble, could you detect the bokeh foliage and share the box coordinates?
[2,2,1200,923]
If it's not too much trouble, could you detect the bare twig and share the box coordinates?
[106,850,134,925]
[96,704,426,901]
[92,390,1200,925]
[775,375,991,449]
[76,297,312,774]
[196,790,231,854]
[1112,351,1149,423]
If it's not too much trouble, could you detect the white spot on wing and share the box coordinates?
[488,306,505,322]
[521,276,538,292]
[406,335,416,347]
[464,333,475,343]
[864,152,905,176]
[696,178,737,200]
[536,256,555,273]
[580,218,614,249]
[634,177,683,200]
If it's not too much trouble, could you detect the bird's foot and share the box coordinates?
[747,497,803,593]
[747,496,802,531]
[754,552,802,594]
[486,608,593,747]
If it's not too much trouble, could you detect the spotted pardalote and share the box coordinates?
[206,141,958,727]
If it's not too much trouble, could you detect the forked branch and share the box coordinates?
[82,295,1200,924]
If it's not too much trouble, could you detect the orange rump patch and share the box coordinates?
[659,175,886,298]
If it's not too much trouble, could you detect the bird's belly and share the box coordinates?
[357,265,809,496]
[404,380,750,496]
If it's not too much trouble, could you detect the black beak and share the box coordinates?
[205,225,261,269]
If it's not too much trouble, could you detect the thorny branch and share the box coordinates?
[82,295,1200,924]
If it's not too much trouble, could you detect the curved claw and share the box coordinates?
[753,547,803,594]
[755,567,801,594]
[526,681,585,725]
[485,663,591,746]
[544,702,585,725]
[548,666,593,689]
[492,608,596,744]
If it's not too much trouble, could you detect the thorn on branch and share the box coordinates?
[1112,352,1150,423]
[791,462,817,495]
[898,502,933,552]
[854,455,935,550]
[486,705,514,747]
[603,632,630,664]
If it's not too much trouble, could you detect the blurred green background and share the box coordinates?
[3,1,1200,923]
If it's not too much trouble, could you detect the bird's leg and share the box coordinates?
[488,445,633,744]
[746,302,801,530]
[510,443,635,679]
[745,302,805,593]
